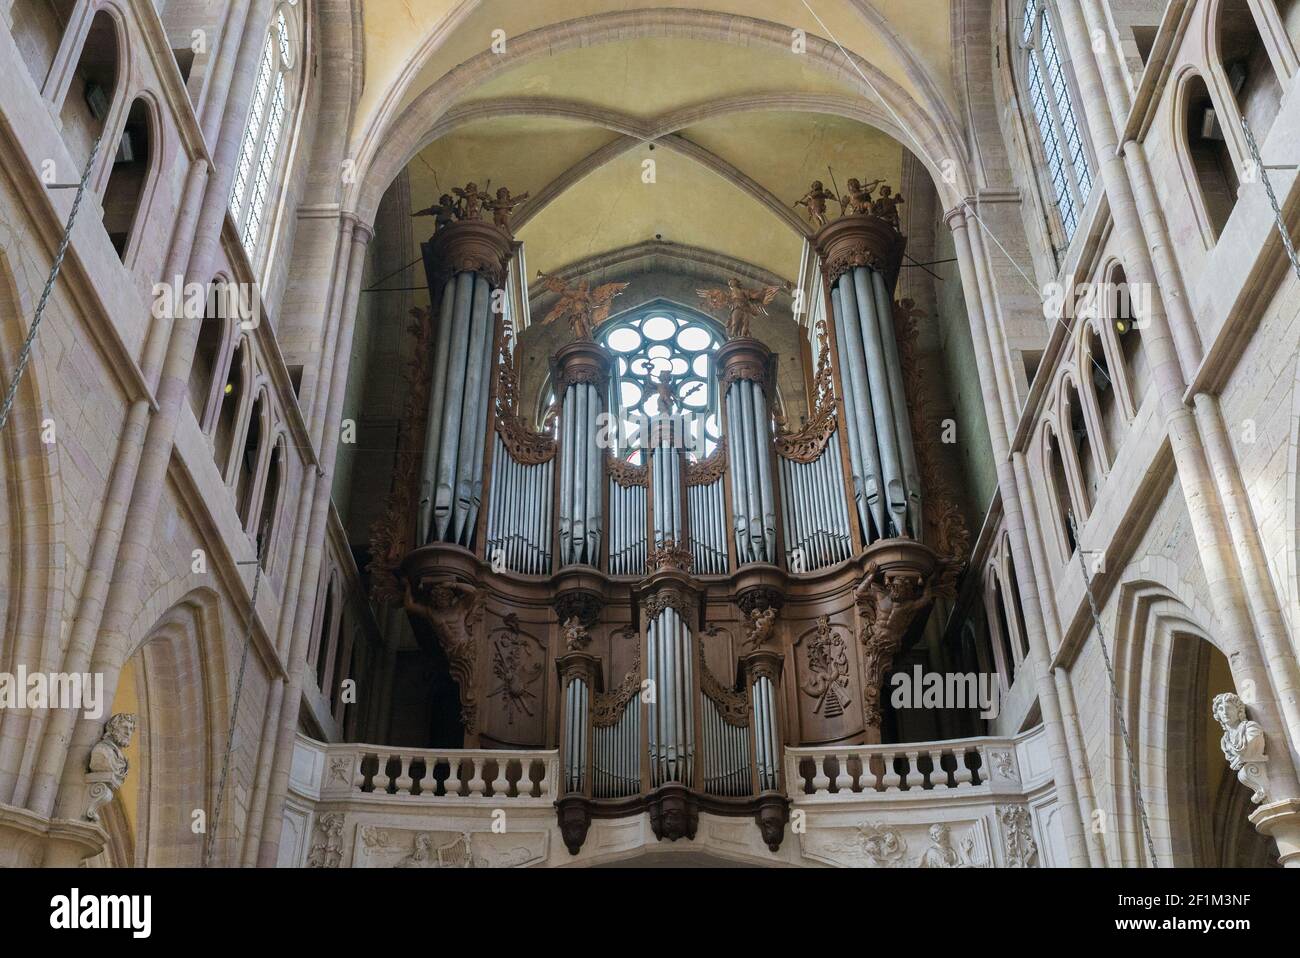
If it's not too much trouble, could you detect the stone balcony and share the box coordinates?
[279,725,1066,867]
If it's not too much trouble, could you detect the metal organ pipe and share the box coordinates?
[430,272,475,541]
[851,266,906,538]
[832,276,885,540]
[750,385,777,561]
[418,278,459,540]
[871,268,921,537]
[452,275,492,543]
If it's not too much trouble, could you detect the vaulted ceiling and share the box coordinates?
[356,0,958,294]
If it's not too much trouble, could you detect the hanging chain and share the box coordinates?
[1068,510,1159,867]
[204,548,264,867]
[0,135,102,433]
[1240,114,1300,285]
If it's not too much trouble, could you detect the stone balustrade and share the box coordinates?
[280,727,1063,867]
[291,737,560,804]
[785,729,1048,802]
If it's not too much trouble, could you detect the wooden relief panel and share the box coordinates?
[790,615,864,744]
[479,614,548,747]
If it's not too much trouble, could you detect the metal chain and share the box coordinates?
[1068,510,1159,867]
[1240,114,1300,285]
[0,136,102,432]
[203,549,263,867]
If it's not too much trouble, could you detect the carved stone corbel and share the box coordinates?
[85,713,137,823]
[1213,692,1270,804]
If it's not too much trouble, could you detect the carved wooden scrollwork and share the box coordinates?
[684,437,728,486]
[495,319,557,464]
[646,539,693,574]
[368,307,435,602]
[606,453,648,488]
[593,648,642,728]
[698,646,750,727]
[642,586,696,621]
[775,319,838,463]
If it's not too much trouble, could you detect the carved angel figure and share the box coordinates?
[1212,692,1270,804]
[536,274,629,342]
[562,615,591,651]
[485,186,529,232]
[743,606,778,650]
[794,180,838,228]
[696,278,782,339]
[412,193,458,232]
[870,185,905,229]
[453,182,491,220]
[839,177,883,216]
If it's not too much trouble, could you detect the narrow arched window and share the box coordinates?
[313,577,337,690]
[1183,73,1238,241]
[988,572,1018,686]
[215,339,248,475]
[236,392,268,523]
[255,437,285,569]
[1019,0,1093,244]
[189,278,233,425]
[102,97,153,259]
[58,10,119,173]
[1217,0,1283,143]
[228,1,301,255]
[1045,427,1078,558]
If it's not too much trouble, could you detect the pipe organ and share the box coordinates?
[377,194,969,859]
[555,340,609,567]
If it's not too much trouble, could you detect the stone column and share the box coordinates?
[946,206,1092,865]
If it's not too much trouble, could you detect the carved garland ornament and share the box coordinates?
[775,319,839,463]
[368,306,436,602]
[719,356,772,392]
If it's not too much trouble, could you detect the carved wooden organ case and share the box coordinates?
[369,212,970,856]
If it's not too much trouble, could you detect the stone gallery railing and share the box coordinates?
[785,726,1051,801]
[290,737,561,804]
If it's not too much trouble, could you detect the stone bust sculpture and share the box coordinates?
[1212,692,1269,804]
[85,712,138,822]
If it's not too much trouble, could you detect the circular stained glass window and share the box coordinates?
[599,306,724,464]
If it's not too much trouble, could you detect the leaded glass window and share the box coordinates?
[1021,0,1093,244]
[601,306,724,465]
[229,2,299,256]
